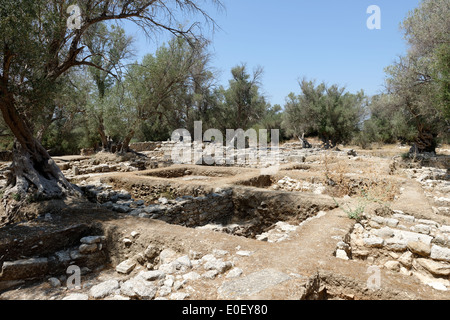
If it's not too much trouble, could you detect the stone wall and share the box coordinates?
[336,210,450,291]
[129,142,162,152]
[83,182,235,229]
[82,179,338,239]
[80,148,95,156]
[124,140,319,168]
[150,190,235,228]
[0,222,107,291]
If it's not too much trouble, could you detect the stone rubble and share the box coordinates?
[80,181,234,229]
[59,246,248,301]
[0,143,448,300]
[60,157,153,179]
[331,162,450,291]
[256,221,299,243]
[0,235,107,290]
[335,210,450,291]
[272,176,326,195]
[404,167,450,217]
[2,242,250,300]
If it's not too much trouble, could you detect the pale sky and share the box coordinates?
[122,0,421,106]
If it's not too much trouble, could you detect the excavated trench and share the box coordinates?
[102,165,400,241]
[0,166,418,300]
[100,167,339,240]
[0,216,386,300]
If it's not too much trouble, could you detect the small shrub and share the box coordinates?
[334,197,365,221]
[12,193,21,202]
[334,188,394,222]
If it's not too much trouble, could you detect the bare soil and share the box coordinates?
[0,144,449,300]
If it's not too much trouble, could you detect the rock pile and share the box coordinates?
[62,247,249,300]
[272,176,326,195]
[404,167,450,217]
[140,140,322,168]
[256,221,299,243]
[81,181,234,228]
[336,211,450,291]
[0,235,107,291]
[58,156,160,179]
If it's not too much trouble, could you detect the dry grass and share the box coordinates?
[321,151,398,202]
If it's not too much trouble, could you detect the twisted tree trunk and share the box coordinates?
[299,133,312,149]
[0,95,80,225]
[416,125,437,154]
[119,128,136,154]
[98,117,109,152]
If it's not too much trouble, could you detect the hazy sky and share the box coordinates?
[123,0,421,107]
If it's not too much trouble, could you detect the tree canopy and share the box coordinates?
[384,0,450,152]
[283,79,367,147]
[0,0,448,225]
[0,0,221,224]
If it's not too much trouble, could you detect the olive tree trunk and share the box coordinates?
[0,96,80,225]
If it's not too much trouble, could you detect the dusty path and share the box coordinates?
[1,202,448,300]
[0,147,449,300]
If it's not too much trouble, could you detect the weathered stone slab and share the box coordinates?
[393,213,415,223]
[120,278,157,300]
[218,269,290,298]
[137,270,166,281]
[393,230,433,245]
[363,237,384,248]
[417,258,450,277]
[410,224,431,235]
[62,293,89,300]
[79,243,98,254]
[0,258,48,281]
[204,259,233,274]
[90,280,120,299]
[407,241,431,257]
[431,245,450,262]
[384,238,408,252]
[417,219,440,228]
[80,236,105,245]
[115,259,136,274]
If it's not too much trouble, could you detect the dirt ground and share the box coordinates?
[0,143,449,300]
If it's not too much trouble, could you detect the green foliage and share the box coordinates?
[432,43,450,120]
[216,64,269,131]
[283,79,367,146]
[334,189,392,222]
[352,0,449,151]
[333,197,365,221]
[252,104,288,142]
[0,0,221,160]
[354,94,417,148]
[6,0,447,161]
[384,0,450,151]
[120,37,215,142]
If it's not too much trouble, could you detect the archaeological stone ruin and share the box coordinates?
[0,141,449,300]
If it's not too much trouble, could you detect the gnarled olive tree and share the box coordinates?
[0,0,220,224]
